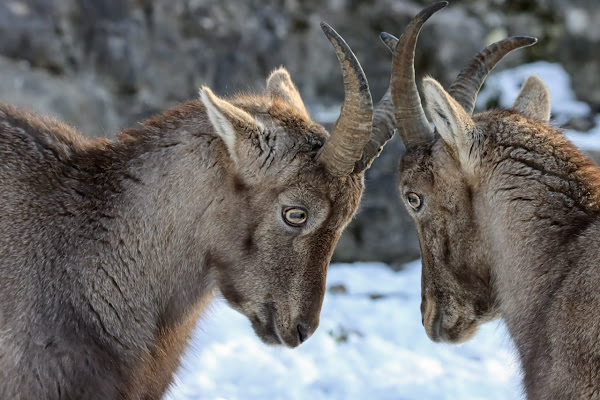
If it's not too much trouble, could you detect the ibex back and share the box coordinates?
[0,25,397,399]
[385,2,600,398]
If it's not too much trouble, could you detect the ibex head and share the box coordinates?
[387,2,541,343]
[197,27,394,347]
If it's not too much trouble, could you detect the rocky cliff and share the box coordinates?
[1,0,598,264]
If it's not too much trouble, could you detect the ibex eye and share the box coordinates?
[406,192,422,210]
[282,207,308,227]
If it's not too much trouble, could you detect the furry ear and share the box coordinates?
[422,77,477,168]
[200,86,263,164]
[512,75,551,122]
[266,67,310,118]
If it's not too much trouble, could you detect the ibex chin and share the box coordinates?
[0,25,397,399]
[387,2,600,398]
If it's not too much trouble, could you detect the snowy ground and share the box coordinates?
[167,262,521,400]
[167,62,598,400]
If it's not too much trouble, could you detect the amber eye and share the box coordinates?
[282,207,308,227]
[406,192,422,210]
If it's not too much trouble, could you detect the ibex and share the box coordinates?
[0,25,397,399]
[387,2,600,398]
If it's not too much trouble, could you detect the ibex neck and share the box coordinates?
[479,125,600,351]
[69,104,229,351]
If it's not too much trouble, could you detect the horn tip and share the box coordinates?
[380,32,393,41]
[519,36,538,46]
[415,1,449,26]
[320,21,342,46]
[503,36,538,49]
[431,1,449,12]
[380,32,399,53]
[320,21,333,34]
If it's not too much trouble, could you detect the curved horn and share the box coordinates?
[354,33,399,173]
[448,36,537,115]
[391,1,448,149]
[318,22,374,177]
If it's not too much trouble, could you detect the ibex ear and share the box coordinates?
[422,77,476,167]
[200,86,263,164]
[512,75,551,122]
[266,67,310,118]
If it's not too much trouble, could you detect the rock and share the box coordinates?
[327,284,348,295]
[333,136,420,265]
[0,0,597,264]
[0,56,121,136]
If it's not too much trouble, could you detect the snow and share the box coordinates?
[564,116,600,151]
[167,262,522,400]
[167,62,598,399]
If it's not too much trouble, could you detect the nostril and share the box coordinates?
[297,324,309,343]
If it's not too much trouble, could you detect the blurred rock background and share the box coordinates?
[0,0,598,265]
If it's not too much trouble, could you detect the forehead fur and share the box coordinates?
[399,143,437,185]
[227,93,333,177]
[228,92,364,221]
[230,94,326,136]
[237,93,329,141]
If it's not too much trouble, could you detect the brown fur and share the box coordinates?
[124,292,214,398]
[398,75,600,398]
[0,69,366,398]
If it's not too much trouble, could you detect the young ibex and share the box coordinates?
[388,2,600,398]
[0,26,397,399]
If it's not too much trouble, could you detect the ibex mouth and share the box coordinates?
[430,311,443,342]
[249,302,283,346]
[428,312,480,344]
[249,302,314,348]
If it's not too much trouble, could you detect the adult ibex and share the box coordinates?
[388,1,600,398]
[0,25,396,398]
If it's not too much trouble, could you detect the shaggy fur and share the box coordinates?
[400,74,600,398]
[0,69,366,399]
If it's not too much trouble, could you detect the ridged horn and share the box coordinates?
[353,33,399,173]
[448,36,537,115]
[391,1,448,149]
[318,22,374,177]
